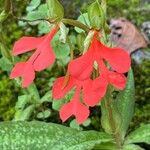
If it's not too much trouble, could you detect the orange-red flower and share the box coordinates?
[52,61,126,124]
[52,31,131,124]
[52,75,107,124]
[68,32,131,84]
[10,25,59,87]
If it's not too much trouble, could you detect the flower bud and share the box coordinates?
[47,0,64,22]
[88,0,105,30]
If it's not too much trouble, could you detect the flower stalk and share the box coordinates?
[62,18,90,32]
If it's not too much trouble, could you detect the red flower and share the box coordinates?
[68,32,131,84]
[52,31,130,124]
[52,61,126,124]
[97,59,127,90]
[10,25,59,87]
[52,75,107,124]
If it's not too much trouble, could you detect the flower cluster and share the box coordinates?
[10,25,59,87]
[52,31,131,124]
[10,26,130,124]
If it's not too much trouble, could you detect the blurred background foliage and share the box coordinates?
[0,0,150,133]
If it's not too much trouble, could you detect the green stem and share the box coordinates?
[62,18,90,32]
[27,83,40,102]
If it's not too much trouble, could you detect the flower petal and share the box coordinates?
[83,77,108,106]
[33,46,55,71]
[13,25,59,59]
[52,77,75,100]
[33,26,59,71]
[68,51,94,80]
[100,43,131,73]
[75,101,90,124]
[60,101,73,122]
[108,71,127,90]
[60,100,90,124]
[10,62,26,79]
[13,36,45,56]
[22,63,35,88]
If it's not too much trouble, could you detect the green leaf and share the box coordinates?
[38,21,51,34]
[25,11,47,21]
[26,0,41,12]
[82,118,91,127]
[0,121,112,150]
[25,4,48,21]
[101,69,135,137]
[116,69,135,139]
[27,83,40,101]
[0,57,13,71]
[123,144,144,150]
[52,32,70,59]
[52,98,67,111]
[37,109,51,119]
[0,10,9,23]
[57,56,70,65]
[93,142,117,150]
[101,88,122,134]
[47,0,64,21]
[75,13,90,33]
[52,90,74,111]
[53,43,70,59]
[14,105,35,121]
[70,119,82,130]
[87,1,105,30]
[15,95,31,110]
[40,91,52,103]
[0,42,13,62]
[125,124,150,145]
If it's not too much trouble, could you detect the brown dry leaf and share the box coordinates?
[110,18,147,53]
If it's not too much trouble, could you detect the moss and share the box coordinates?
[0,75,16,121]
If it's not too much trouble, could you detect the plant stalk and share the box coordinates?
[62,18,90,32]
